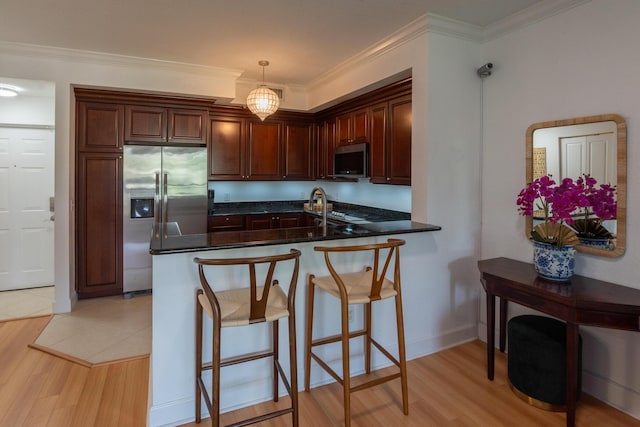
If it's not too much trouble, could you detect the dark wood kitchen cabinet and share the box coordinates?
[317,77,411,184]
[369,94,412,185]
[283,123,312,180]
[75,96,125,298]
[315,119,336,179]
[337,107,368,144]
[248,121,281,180]
[246,213,303,230]
[369,101,387,182]
[208,113,313,181]
[77,102,125,152]
[387,94,412,185]
[207,214,245,232]
[75,88,217,298]
[76,152,123,298]
[208,116,245,180]
[125,105,207,145]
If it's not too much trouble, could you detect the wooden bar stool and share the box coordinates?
[304,238,408,426]
[194,249,301,427]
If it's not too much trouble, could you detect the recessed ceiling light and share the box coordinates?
[0,84,20,97]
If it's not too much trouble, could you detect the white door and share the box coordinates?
[560,132,616,184]
[0,127,55,290]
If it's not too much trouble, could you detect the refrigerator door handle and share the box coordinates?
[163,173,168,238]
[154,172,160,238]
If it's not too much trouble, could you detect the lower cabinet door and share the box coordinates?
[76,152,123,298]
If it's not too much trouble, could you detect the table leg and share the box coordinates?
[565,322,579,427]
[499,298,508,352]
[486,291,495,380]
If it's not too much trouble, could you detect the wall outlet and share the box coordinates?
[300,192,305,199]
[348,308,354,322]
[224,193,230,201]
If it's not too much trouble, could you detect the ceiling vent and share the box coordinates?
[268,87,285,101]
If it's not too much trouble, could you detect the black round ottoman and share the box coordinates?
[507,315,582,411]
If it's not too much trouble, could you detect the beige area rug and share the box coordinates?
[31,294,151,367]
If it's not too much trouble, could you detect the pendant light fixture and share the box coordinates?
[246,60,280,121]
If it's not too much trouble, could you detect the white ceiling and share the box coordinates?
[1,0,543,86]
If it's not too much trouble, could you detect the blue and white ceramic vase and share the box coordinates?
[578,237,612,250]
[532,241,576,281]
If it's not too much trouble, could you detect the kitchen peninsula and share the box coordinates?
[148,218,440,426]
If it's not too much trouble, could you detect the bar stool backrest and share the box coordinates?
[313,238,405,301]
[193,249,301,324]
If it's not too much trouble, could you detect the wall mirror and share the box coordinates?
[525,114,626,258]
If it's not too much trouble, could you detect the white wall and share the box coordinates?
[481,0,640,418]
[0,86,55,126]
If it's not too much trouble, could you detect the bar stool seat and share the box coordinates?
[194,249,301,427]
[304,238,408,427]
[197,285,289,327]
[311,270,397,303]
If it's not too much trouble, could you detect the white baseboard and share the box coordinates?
[148,396,194,427]
[583,370,640,420]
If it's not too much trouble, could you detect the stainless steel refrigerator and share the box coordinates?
[123,145,207,293]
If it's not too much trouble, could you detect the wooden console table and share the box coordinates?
[478,257,640,427]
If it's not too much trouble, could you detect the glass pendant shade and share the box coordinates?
[246,85,280,121]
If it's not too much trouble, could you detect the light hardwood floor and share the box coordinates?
[0,316,148,426]
[2,316,639,427]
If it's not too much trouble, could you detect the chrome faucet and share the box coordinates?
[309,186,328,234]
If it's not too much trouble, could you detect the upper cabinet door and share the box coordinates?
[369,102,388,183]
[77,102,124,152]
[168,109,207,145]
[387,95,412,185]
[125,106,207,145]
[315,119,336,179]
[208,116,245,180]
[367,95,411,185]
[337,113,352,144]
[283,123,312,180]
[336,108,369,144]
[248,122,280,180]
[125,105,167,143]
[352,108,369,142]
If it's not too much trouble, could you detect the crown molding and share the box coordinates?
[0,41,244,79]
[306,14,430,92]
[425,14,484,41]
[483,0,592,41]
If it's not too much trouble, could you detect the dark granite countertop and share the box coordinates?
[150,220,441,254]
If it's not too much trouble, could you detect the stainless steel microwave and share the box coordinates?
[334,142,368,178]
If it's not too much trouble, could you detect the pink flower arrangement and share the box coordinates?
[517,174,617,246]
[577,174,617,222]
